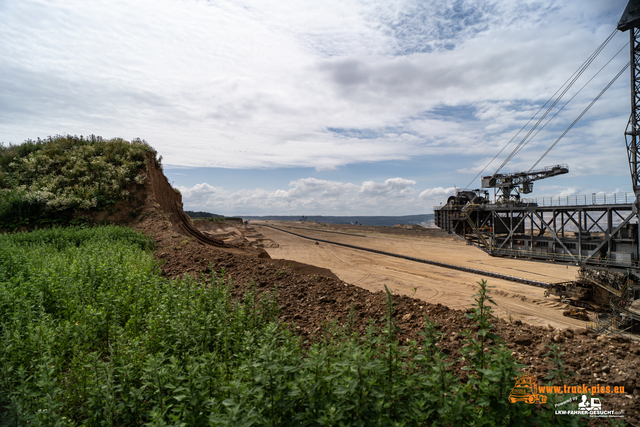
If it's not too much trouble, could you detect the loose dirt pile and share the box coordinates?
[393,223,427,230]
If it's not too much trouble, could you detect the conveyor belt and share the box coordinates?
[259,224,552,289]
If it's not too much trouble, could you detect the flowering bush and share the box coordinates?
[0,134,160,229]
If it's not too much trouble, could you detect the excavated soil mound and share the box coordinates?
[191,222,280,249]
[392,223,426,230]
[83,156,235,250]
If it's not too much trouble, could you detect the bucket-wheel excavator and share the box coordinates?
[435,0,640,335]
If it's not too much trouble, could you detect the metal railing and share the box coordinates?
[522,192,635,207]
[434,192,635,211]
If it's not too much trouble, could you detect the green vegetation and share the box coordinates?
[0,226,593,426]
[185,210,224,219]
[189,215,244,224]
[191,216,227,223]
[0,135,160,230]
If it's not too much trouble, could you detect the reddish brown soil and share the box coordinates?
[127,162,639,426]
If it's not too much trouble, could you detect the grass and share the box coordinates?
[0,226,601,426]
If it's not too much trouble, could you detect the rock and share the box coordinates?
[534,344,548,358]
[553,334,565,344]
[402,313,413,322]
[563,329,574,339]
[623,375,636,390]
[565,358,578,367]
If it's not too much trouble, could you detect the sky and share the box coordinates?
[0,0,635,216]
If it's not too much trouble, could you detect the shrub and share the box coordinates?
[0,135,161,229]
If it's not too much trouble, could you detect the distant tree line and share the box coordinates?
[185,210,224,219]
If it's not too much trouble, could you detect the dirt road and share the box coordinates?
[253,221,586,330]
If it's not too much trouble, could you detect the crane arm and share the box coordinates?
[481,164,568,199]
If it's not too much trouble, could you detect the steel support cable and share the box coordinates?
[530,62,630,170]
[494,34,616,173]
[463,105,556,189]
[509,42,629,167]
[493,31,617,175]
[464,29,618,189]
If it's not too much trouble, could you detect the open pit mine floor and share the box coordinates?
[252,220,584,330]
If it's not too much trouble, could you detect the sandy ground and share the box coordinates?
[252,221,587,330]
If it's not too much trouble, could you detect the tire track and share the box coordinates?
[324,243,356,268]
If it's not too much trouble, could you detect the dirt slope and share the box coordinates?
[141,156,230,247]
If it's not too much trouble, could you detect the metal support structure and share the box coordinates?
[435,201,638,271]
[435,198,640,334]
[624,26,640,263]
[626,28,640,199]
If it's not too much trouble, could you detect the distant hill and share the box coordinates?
[240,214,435,227]
[185,210,224,219]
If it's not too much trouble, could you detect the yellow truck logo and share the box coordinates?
[509,375,548,404]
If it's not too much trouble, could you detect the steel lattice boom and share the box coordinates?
[482,164,569,202]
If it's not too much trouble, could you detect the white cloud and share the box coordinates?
[557,187,581,197]
[0,0,630,173]
[419,187,456,199]
[360,178,416,197]
[178,177,432,215]
[286,178,359,198]
[1,0,634,215]
[177,183,227,206]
